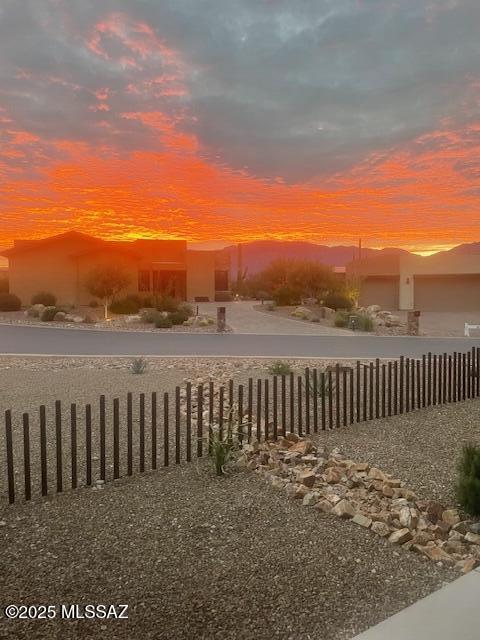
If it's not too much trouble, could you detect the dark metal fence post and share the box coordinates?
[127,393,133,476]
[281,375,287,436]
[305,368,310,434]
[85,404,92,486]
[312,369,318,432]
[369,362,374,420]
[328,369,334,429]
[297,376,302,437]
[113,398,119,480]
[175,387,181,464]
[5,410,15,504]
[349,368,354,424]
[99,395,105,481]
[336,364,341,428]
[342,368,347,427]
[22,413,31,501]
[321,371,326,430]
[356,361,361,422]
[405,358,410,413]
[289,372,294,434]
[264,379,270,440]
[375,359,380,418]
[363,364,368,422]
[164,392,170,466]
[248,378,254,441]
[55,400,63,492]
[151,392,157,470]
[422,355,426,407]
[381,364,386,418]
[40,405,48,496]
[238,384,244,444]
[257,379,262,440]
[432,354,437,405]
[272,377,278,439]
[71,403,78,488]
[427,352,432,406]
[219,386,224,441]
[399,356,404,415]
[139,393,145,472]
[197,385,203,457]
[186,382,192,462]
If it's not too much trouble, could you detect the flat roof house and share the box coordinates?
[1,231,230,306]
[347,252,480,311]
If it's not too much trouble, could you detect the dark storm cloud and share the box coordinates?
[0,0,479,182]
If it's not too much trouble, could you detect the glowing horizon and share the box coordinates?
[1,3,480,255]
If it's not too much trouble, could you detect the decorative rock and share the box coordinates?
[298,470,316,488]
[302,492,320,506]
[53,311,66,321]
[469,522,480,535]
[289,439,313,455]
[399,507,419,529]
[457,557,479,574]
[315,499,333,513]
[442,509,461,527]
[352,513,372,528]
[419,546,455,564]
[465,532,480,546]
[368,467,387,481]
[388,528,412,545]
[411,531,435,546]
[323,467,343,484]
[425,501,445,524]
[294,485,310,499]
[332,499,355,519]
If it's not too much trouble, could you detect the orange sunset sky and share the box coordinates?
[1,0,480,259]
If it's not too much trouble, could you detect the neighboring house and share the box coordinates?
[347,253,480,311]
[1,231,230,306]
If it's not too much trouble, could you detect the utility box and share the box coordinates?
[217,306,226,333]
[407,310,421,336]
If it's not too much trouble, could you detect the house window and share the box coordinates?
[138,270,151,292]
[215,270,229,291]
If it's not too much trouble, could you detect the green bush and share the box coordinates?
[131,357,147,374]
[155,295,180,313]
[142,309,162,324]
[272,285,302,307]
[324,293,353,311]
[456,444,480,516]
[169,310,190,325]
[155,315,173,329]
[268,360,293,376]
[40,306,58,321]
[334,310,349,327]
[178,302,194,317]
[0,292,21,311]
[110,294,142,315]
[357,314,374,332]
[31,291,57,306]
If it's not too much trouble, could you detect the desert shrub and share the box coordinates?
[169,310,190,325]
[142,309,162,324]
[179,302,194,317]
[334,310,349,327]
[0,276,9,293]
[266,302,276,311]
[110,294,142,315]
[155,315,173,329]
[40,306,58,322]
[131,357,148,375]
[155,295,180,313]
[0,292,21,311]
[309,373,336,397]
[323,293,353,311]
[31,291,57,306]
[88,299,99,308]
[357,313,374,332]
[272,285,302,307]
[268,360,293,376]
[215,291,233,302]
[456,444,480,516]
[209,430,238,476]
[82,314,96,324]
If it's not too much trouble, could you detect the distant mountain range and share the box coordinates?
[221,240,480,276]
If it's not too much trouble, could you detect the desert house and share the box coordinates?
[347,252,480,311]
[1,231,230,306]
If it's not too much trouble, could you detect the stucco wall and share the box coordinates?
[186,251,216,301]
[8,237,84,305]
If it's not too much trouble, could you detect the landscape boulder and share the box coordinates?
[53,311,66,322]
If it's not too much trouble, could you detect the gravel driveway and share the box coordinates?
[0,463,454,640]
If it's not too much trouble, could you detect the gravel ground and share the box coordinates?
[0,463,455,640]
[319,398,480,505]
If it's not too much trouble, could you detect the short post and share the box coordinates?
[407,310,420,336]
[217,306,226,332]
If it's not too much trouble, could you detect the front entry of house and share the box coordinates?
[138,269,187,299]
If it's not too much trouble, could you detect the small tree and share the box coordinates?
[84,266,130,320]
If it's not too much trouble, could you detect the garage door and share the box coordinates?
[414,274,480,311]
[359,276,399,310]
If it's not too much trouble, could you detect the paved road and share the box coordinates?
[0,324,479,358]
